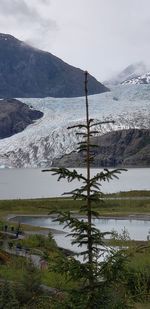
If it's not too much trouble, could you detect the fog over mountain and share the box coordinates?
[105,62,150,86]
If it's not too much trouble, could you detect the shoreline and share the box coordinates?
[4,213,150,251]
[7,213,150,222]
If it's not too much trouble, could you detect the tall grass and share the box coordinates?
[0,196,150,219]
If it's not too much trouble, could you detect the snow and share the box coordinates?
[122,72,150,85]
[105,62,149,86]
[0,84,150,168]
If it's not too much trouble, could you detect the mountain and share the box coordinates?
[0,98,43,139]
[122,72,150,85]
[52,129,150,168]
[0,33,109,98]
[0,84,149,168]
[106,62,148,86]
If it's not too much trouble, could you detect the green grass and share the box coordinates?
[19,233,57,253]
[0,193,150,221]
[127,245,150,271]
[0,253,78,290]
[0,198,81,217]
[0,255,27,281]
[106,190,150,198]
[42,270,78,290]
[135,304,150,309]
[96,198,150,215]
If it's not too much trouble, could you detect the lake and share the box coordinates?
[0,168,150,199]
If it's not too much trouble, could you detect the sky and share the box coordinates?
[0,0,150,82]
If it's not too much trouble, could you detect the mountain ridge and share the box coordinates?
[0,33,109,98]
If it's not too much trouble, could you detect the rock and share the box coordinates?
[0,98,43,139]
[52,129,150,167]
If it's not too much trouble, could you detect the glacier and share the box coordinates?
[0,84,150,168]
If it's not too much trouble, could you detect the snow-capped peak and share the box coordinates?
[122,72,150,85]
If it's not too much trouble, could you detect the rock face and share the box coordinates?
[52,129,150,167]
[0,99,43,139]
[0,33,109,98]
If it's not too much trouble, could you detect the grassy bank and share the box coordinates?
[0,192,150,220]
[106,190,150,198]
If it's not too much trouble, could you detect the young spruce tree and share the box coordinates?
[43,72,128,308]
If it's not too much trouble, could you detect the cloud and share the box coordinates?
[0,0,150,80]
[0,0,58,48]
[1,0,43,21]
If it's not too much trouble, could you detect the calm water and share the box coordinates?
[11,215,150,253]
[0,168,150,199]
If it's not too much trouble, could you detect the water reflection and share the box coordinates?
[11,215,150,245]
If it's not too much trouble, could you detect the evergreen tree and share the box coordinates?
[43,71,129,308]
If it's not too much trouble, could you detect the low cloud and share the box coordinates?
[0,0,58,48]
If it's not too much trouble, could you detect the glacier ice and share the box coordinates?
[0,84,150,168]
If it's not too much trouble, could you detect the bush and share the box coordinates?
[0,281,19,309]
[127,267,150,302]
[20,233,57,252]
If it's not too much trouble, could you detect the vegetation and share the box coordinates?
[42,72,150,308]
[106,190,150,197]
[0,234,149,308]
[0,194,150,222]
[0,72,149,307]
[0,281,19,308]
[19,233,57,253]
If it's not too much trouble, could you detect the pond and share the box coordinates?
[10,215,150,254]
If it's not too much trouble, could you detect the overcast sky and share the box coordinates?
[0,0,150,81]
